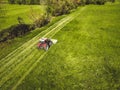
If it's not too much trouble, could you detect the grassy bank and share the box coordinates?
[0,4,45,31]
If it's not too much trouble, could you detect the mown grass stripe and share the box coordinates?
[12,52,47,90]
[0,49,41,88]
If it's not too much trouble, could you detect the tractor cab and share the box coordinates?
[39,38,47,43]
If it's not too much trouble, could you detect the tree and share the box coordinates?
[8,0,15,4]
[22,0,26,4]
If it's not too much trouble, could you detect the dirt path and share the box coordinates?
[0,7,86,90]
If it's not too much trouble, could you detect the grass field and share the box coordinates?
[0,2,120,90]
[0,4,45,31]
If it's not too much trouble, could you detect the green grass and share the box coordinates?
[18,3,120,90]
[0,2,120,90]
[0,4,45,31]
[0,8,79,90]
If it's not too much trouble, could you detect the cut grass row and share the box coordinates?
[0,7,85,90]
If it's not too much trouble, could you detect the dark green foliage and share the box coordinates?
[8,0,15,4]
[85,0,105,5]
[0,24,35,42]
[17,17,25,24]
[8,0,41,4]
[46,0,115,16]
[7,0,115,5]
[34,14,50,28]
[107,0,115,2]
[46,0,80,16]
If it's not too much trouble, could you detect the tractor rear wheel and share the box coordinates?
[49,41,53,47]
[45,45,49,51]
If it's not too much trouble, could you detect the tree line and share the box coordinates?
[8,0,42,4]
[8,0,115,5]
[0,24,35,42]
[45,0,115,16]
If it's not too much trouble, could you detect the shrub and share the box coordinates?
[0,24,35,42]
[34,14,50,28]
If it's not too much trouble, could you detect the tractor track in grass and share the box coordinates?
[0,7,85,90]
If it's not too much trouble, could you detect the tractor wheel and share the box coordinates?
[49,41,53,47]
[45,45,49,51]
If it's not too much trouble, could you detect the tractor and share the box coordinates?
[37,38,53,51]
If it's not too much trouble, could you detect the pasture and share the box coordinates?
[0,2,120,90]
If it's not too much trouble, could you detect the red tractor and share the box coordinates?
[37,38,53,51]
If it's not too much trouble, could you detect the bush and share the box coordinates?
[46,0,79,16]
[0,24,35,42]
[34,14,50,28]
[46,0,113,16]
